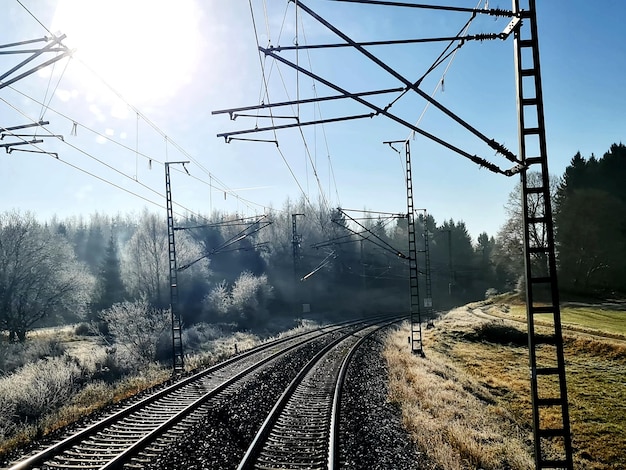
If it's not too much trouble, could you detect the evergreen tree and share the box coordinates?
[475,232,499,294]
[555,143,626,295]
[94,236,126,313]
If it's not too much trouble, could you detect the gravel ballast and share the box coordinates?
[340,329,436,469]
[143,325,436,468]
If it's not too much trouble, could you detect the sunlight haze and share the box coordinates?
[1,1,625,241]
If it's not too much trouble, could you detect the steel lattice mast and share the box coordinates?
[404,141,423,355]
[165,161,189,375]
[512,1,573,467]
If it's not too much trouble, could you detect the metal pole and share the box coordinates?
[292,213,304,316]
[165,161,189,375]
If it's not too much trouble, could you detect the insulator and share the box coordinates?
[488,8,515,18]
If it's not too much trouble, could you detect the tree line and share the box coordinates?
[1,142,624,342]
[492,142,626,297]
[0,201,496,342]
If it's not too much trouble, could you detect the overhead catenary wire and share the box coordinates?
[328,0,514,17]
[1,96,219,220]
[72,54,264,215]
[249,0,338,216]
[14,5,263,215]
[333,212,407,259]
[6,4,275,220]
[382,0,487,181]
[248,0,316,213]
[5,76,271,216]
[6,1,349,248]
[0,103,167,210]
[299,10,341,210]
[16,0,55,36]
[406,0,485,142]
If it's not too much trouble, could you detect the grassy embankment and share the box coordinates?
[384,297,626,470]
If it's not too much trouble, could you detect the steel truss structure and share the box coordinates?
[1,35,72,157]
[512,1,573,467]
[165,161,189,375]
[213,1,573,466]
[404,141,423,354]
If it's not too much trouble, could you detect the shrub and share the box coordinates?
[203,272,274,328]
[206,281,229,318]
[182,323,223,352]
[485,288,499,299]
[0,355,84,424]
[73,322,92,336]
[100,300,170,366]
[0,390,17,440]
[231,272,273,326]
[466,322,528,347]
[0,337,66,374]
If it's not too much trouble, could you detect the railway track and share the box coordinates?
[238,321,389,470]
[5,316,399,470]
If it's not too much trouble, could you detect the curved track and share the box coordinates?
[5,316,398,470]
[237,320,393,470]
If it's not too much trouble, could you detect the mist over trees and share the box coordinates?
[1,141,624,343]
[0,198,503,343]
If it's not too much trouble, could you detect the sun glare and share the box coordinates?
[51,0,203,105]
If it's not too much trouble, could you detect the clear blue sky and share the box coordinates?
[1,1,625,241]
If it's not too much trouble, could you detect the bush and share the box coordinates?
[100,300,170,366]
[0,355,85,426]
[74,322,92,336]
[485,288,499,299]
[0,390,17,440]
[206,281,229,318]
[184,323,222,349]
[203,272,274,328]
[0,337,66,374]
[92,346,134,382]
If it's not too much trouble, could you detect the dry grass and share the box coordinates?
[483,302,626,340]
[384,322,534,470]
[384,306,626,470]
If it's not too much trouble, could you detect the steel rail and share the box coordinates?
[100,325,351,469]
[6,320,372,470]
[237,318,399,470]
[328,322,389,468]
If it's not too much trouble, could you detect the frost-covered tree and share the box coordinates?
[122,210,208,308]
[100,299,169,364]
[122,211,168,306]
[492,172,559,291]
[0,211,95,341]
[203,271,273,327]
